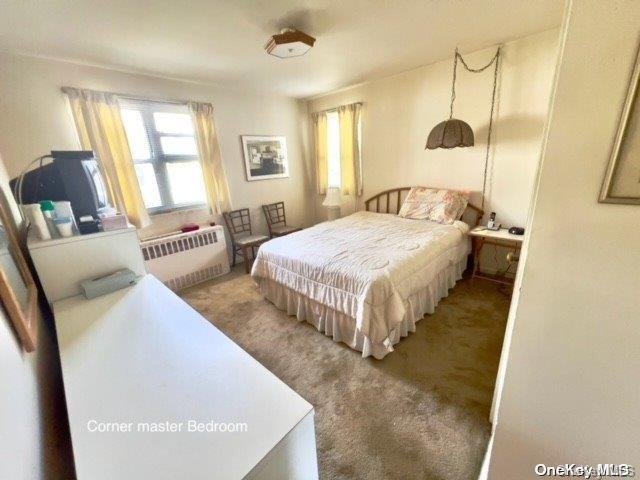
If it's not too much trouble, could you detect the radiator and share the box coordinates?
[140,225,230,291]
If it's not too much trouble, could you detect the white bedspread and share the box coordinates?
[251,211,470,348]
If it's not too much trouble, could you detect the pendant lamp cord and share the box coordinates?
[449,50,459,119]
[449,46,501,211]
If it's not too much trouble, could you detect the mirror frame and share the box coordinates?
[599,41,640,204]
[0,187,38,352]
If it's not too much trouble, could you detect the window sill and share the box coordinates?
[148,203,208,217]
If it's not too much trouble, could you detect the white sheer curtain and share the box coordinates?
[63,87,151,228]
[338,103,363,197]
[312,111,328,195]
[189,102,232,214]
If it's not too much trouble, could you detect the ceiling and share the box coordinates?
[0,0,564,98]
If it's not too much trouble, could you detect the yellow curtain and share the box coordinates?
[62,87,151,228]
[312,112,328,195]
[338,103,363,196]
[188,102,232,214]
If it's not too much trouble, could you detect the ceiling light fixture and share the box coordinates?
[265,28,316,59]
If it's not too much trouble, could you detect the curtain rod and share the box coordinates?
[312,101,363,115]
[118,94,189,106]
[61,86,192,106]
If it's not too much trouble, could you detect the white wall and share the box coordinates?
[306,29,558,222]
[0,154,73,479]
[306,30,559,271]
[487,1,640,477]
[0,297,44,480]
[0,53,314,239]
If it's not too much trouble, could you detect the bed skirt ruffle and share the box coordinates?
[256,258,466,359]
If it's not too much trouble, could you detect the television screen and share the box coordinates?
[81,159,109,209]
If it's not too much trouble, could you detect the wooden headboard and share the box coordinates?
[364,187,484,226]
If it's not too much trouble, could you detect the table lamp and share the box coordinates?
[322,187,342,221]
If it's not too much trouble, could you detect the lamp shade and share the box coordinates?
[425,118,474,150]
[322,187,342,207]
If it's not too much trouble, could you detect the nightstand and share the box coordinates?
[469,227,524,285]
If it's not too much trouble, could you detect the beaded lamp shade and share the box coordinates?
[426,118,474,149]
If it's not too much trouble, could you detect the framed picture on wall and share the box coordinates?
[241,135,289,181]
[599,43,640,204]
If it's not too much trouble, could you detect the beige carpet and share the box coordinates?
[181,269,509,480]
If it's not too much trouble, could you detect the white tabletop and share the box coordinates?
[469,226,525,243]
[53,275,313,480]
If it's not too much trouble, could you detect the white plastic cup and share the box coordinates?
[54,217,74,238]
[53,201,78,234]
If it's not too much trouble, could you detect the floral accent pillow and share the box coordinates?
[398,187,469,224]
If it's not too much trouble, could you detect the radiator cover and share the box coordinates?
[140,225,230,291]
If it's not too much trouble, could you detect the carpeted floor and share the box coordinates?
[181,268,509,480]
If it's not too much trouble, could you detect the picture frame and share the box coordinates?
[0,187,38,352]
[599,42,640,204]
[241,136,289,181]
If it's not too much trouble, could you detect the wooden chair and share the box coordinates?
[223,208,269,273]
[262,202,302,238]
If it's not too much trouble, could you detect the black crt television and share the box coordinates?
[10,151,112,222]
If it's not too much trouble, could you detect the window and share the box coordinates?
[120,100,207,214]
[326,111,341,187]
[325,109,362,189]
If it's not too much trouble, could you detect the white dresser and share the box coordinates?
[53,275,318,479]
[28,226,145,303]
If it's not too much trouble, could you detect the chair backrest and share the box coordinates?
[262,202,286,236]
[223,209,252,241]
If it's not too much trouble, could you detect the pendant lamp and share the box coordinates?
[426,118,474,149]
[426,46,501,212]
[426,47,500,150]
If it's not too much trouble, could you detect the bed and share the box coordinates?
[251,187,483,359]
